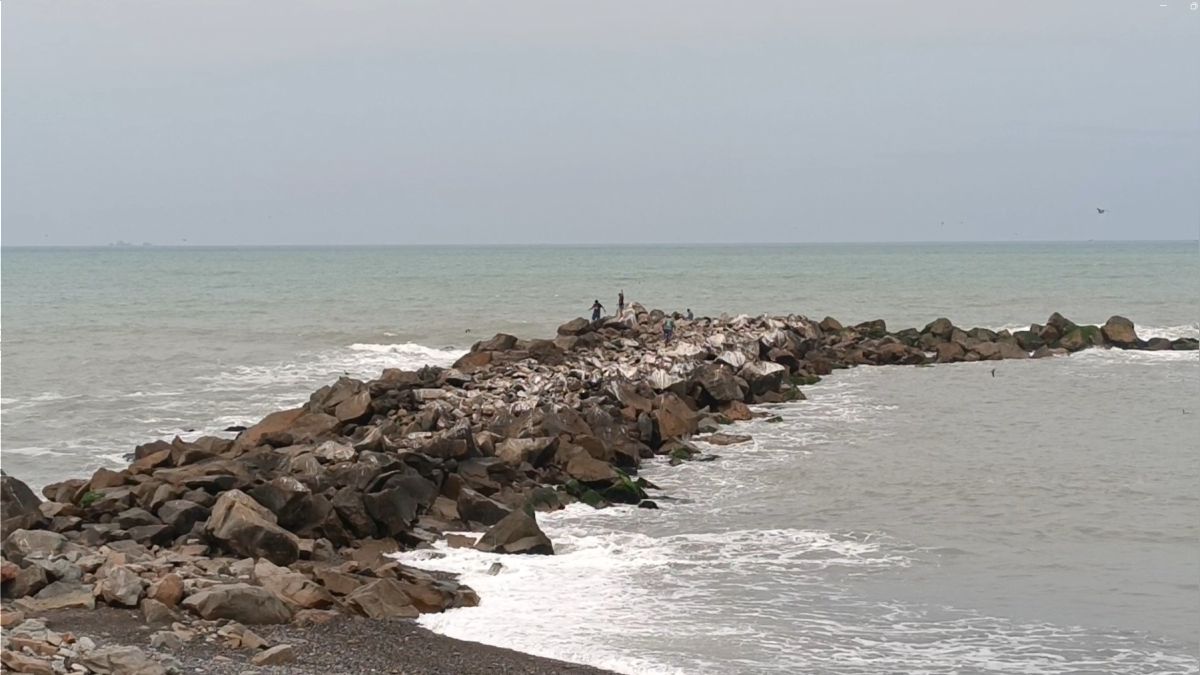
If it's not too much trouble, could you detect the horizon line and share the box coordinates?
[2,238,1197,250]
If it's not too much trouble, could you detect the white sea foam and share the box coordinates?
[346,341,466,363]
[1136,323,1199,340]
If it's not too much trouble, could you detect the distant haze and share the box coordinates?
[2,1,1197,246]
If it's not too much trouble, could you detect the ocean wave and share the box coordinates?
[346,342,466,362]
[986,323,1198,340]
[1136,323,1199,340]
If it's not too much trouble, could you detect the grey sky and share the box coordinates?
[2,0,1197,245]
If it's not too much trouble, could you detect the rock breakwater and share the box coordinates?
[2,306,1193,673]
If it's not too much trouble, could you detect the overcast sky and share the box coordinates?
[2,1,1197,245]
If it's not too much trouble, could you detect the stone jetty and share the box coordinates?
[1,306,1193,673]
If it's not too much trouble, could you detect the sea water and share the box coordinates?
[2,242,1197,673]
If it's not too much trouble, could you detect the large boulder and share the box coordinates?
[1059,325,1104,352]
[452,351,493,372]
[971,342,1001,361]
[252,559,334,610]
[7,564,49,598]
[181,583,293,624]
[739,360,787,396]
[854,319,887,338]
[363,475,438,536]
[474,509,554,555]
[236,407,339,450]
[934,342,966,363]
[652,393,699,440]
[690,363,743,403]
[77,646,167,675]
[557,446,619,483]
[456,488,512,527]
[15,581,96,612]
[923,317,955,339]
[204,490,299,565]
[331,488,378,538]
[996,340,1029,360]
[2,529,66,564]
[1101,315,1139,347]
[249,477,313,529]
[344,578,419,619]
[156,500,209,535]
[1045,312,1077,334]
[556,318,592,336]
[495,437,558,468]
[1,473,43,536]
[472,333,519,352]
[98,565,145,607]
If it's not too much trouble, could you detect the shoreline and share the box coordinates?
[3,307,1196,674]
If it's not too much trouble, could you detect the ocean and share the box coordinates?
[2,242,1197,673]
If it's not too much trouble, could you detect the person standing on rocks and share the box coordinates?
[618,290,625,314]
[686,308,694,320]
[663,316,676,343]
[591,299,606,321]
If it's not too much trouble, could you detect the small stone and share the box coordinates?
[0,609,26,628]
[148,573,184,607]
[0,650,55,675]
[251,644,296,666]
[141,598,176,625]
[237,628,268,651]
[150,631,183,650]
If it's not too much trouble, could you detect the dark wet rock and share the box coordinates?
[699,433,753,446]
[364,476,439,536]
[475,509,554,555]
[331,488,378,538]
[115,507,161,530]
[249,476,314,529]
[923,317,955,339]
[156,499,209,535]
[818,316,843,333]
[1032,345,1069,359]
[557,446,619,483]
[204,489,299,565]
[1145,337,1174,350]
[1172,337,1199,350]
[1,473,42,523]
[854,319,887,338]
[457,488,513,526]
[691,363,743,403]
[1059,325,1105,352]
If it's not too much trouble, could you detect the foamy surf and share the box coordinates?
[392,362,1198,675]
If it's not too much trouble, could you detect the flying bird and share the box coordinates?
[1096,208,1106,214]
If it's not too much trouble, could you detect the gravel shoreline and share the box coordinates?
[39,607,614,675]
